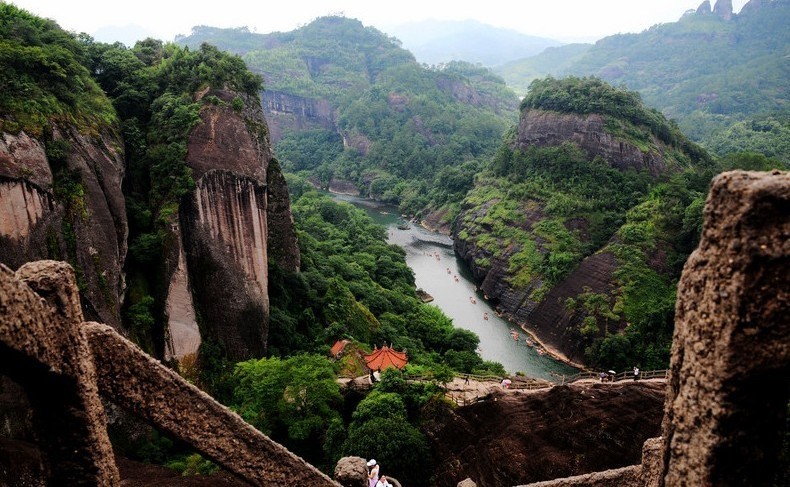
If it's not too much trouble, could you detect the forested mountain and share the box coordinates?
[177,17,520,226]
[495,0,790,162]
[383,19,562,66]
[454,77,782,369]
[0,7,506,483]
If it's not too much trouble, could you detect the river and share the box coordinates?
[331,194,578,381]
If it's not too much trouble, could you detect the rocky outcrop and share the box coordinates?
[521,170,789,487]
[435,75,519,115]
[261,90,335,143]
[0,125,128,330]
[696,0,712,14]
[166,88,300,360]
[713,0,734,19]
[516,109,667,177]
[334,456,368,487]
[180,170,269,359]
[660,170,789,486]
[520,252,620,363]
[267,158,301,272]
[424,382,665,487]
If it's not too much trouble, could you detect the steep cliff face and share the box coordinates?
[516,109,668,176]
[424,382,665,487]
[453,79,710,367]
[266,158,301,273]
[164,89,299,360]
[261,90,335,143]
[0,127,127,329]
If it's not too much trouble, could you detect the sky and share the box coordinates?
[7,0,751,44]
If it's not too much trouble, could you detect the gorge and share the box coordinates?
[0,2,788,486]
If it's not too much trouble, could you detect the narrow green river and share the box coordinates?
[332,194,578,380]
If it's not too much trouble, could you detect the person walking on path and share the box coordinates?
[633,366,639,381]
[367,459,380,487]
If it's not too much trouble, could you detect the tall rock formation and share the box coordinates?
[713,0,734,19]
[164,88,299,361]
[0,126,128,329]
[696,0,712,14]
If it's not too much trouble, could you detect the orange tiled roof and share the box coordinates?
[364,345,408,370]
[330,339,350,357]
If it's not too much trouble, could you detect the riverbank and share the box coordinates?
[515,323,588,372]
[328,190,579,379]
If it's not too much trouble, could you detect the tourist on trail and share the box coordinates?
[633,366,640,381]
[376,475,392,487]
[464,374,470,385]
[367,459,379,487]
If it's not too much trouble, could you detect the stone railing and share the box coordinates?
[0,260,340,486]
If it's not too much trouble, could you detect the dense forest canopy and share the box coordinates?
[0,4,116,135]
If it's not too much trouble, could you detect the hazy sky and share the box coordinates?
[7,0,750,43]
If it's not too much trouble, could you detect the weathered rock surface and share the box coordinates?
[0,126,128,330]
[516,109,667,177]
[334,456,368,487]
[167,88,300,360]
[660,170,789,486]
[521,252,620,363]
[0,261,119,485]
[261,90,335,143]
[453,189,622,362]
[424,382,665,487]
[180,170,269,359]
[267,158,301,273]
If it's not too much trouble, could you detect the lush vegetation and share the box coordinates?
[178,17,519,222]
[223,180,503,480]
[73,36,262,353]
[496,3,790,162]
[458,79,787,370]
[0,4,116,135]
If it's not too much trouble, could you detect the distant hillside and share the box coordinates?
[495,43,592,94]
[453,77,782,368]
[383,19,562,66]
[177,18,520,224]
[495,0,790,162]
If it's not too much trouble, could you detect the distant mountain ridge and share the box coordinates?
[383,19,562,66]
[494,0,790,161]
[177,17,520,224]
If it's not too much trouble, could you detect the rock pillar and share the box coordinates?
[660,171,789,486]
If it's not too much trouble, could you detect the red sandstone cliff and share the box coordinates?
[0,125,128,329]
[165,88,300,361]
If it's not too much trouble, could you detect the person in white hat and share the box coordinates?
[367,459,379,487]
